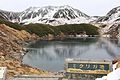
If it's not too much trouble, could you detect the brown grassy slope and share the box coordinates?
[0,24,47,78]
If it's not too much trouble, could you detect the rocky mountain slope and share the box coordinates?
[96,6,120,23]
[0,24,48,78]
[0,9,19,21]
[0,5,120,38]
[0,5,95,26]
[94,6,120,38]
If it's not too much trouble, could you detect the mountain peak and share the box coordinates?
[0,5,93,26]
[106,6,120,16]
[96,6,120,23]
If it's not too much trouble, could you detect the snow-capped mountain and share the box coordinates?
[0,9,20,22]
[94,6,120,38]
[96,6,120,23]
[0,5,94,26]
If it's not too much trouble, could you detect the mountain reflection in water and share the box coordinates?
[22,38,120,71]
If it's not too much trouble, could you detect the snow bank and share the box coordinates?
[96,67,120,80]
[107,68,120,80]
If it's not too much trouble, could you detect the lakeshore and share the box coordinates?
[0,23,120,80]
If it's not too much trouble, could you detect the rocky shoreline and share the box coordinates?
[0,24,48,78]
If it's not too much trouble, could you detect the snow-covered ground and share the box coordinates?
[96,63,120,80]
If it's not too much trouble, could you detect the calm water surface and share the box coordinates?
[22,38,120,72]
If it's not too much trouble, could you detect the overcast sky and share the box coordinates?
[0,0,120,16]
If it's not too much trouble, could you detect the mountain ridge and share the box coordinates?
[0,5,95,26]
[96,6,120,23]
[0,5,120,38]
[95,6,120,38]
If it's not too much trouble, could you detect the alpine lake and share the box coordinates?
[22,37,120,72]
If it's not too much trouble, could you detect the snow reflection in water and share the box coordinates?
[23,38,120,71]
